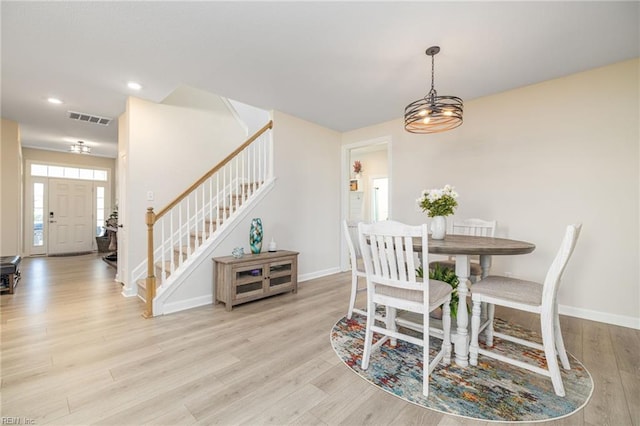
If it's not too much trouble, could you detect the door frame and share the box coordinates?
[24,160,112,256]
[340,136,392,271]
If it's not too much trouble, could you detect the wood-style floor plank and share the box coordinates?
[1,254,637,425]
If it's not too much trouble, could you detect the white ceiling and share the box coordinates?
[2,1,638,158]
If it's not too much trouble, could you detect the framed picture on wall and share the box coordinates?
[349,179,358,191]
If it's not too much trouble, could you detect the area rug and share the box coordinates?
[330,314,593,422]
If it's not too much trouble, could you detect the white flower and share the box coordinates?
[417,184,459,217]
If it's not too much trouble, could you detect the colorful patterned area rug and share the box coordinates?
[330,314,593,423]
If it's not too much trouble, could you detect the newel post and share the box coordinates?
[142,207,156,318]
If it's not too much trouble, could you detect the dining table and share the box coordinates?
[415,234,536,367]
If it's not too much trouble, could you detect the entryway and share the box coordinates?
[25,161,112,256]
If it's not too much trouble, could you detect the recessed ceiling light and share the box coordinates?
[48,97,63,104]
[127,82,142,90]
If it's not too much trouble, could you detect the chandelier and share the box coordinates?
[69,140,91,154]
[404,46,463,134]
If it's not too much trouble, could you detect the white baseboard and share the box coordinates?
[559,303,640,330]
[121,285,137,298]
[161,294,214,316]
[299,267,341,283]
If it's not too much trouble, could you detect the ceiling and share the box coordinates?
[2,2,638,158]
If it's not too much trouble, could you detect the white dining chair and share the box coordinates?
[358,220,452,397]
[429,218,496,282]
[343,220,367,319]
[469,224,582,397]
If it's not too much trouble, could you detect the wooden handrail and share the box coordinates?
[154,120,273,221]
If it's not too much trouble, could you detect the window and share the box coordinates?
[30,164,108,181]
[96,186,105,236]
[33,183,44,246]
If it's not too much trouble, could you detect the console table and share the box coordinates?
[213,250,299,311]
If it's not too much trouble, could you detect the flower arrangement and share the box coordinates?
[352,160,362,174]
[417,184,459,217]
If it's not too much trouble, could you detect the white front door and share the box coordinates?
[48,178,94,254]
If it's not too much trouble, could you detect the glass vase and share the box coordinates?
[249,218,263,254]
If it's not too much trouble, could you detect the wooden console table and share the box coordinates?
[213,250,299,311]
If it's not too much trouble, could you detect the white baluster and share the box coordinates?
[170,211,175,273]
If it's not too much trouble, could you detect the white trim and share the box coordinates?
[559,303,640,330]
[162,294,214,315]
[298,267,342,283]
[121,286,137,297]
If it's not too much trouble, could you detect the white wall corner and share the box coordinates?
[221,97,249,136]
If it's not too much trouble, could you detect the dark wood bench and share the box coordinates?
[1,255,21,294]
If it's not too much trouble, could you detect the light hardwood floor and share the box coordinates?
[1,254,638,425]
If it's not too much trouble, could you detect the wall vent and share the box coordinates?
[68,111,112,126]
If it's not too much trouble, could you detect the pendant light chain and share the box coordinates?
[430,52,435,93]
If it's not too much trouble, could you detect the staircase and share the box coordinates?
[132,121,274,317]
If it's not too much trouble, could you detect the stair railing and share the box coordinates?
[143,120,273,318]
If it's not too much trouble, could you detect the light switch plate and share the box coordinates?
[147,191,154,201]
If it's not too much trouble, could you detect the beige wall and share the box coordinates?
[162,110,343,309]
[256,110,342,275]
[342,58,640,328]
[1,119,22,256]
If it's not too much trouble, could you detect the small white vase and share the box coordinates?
[430,216,446,240]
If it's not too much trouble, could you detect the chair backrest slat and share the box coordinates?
[452,218,497,237]
[359,220,428,291]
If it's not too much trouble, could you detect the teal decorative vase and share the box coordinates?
[249,218,263,254]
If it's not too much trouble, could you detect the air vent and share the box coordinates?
[68,111,111,126]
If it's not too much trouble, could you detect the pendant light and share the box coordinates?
[404,46,463,134]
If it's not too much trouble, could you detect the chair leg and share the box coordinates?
[442,298,452,365]
[361,298,376,370]
[485,303,495,346]
[541,315,566,397]
[347,273,358,319]
[386,306,397,347]
[422,309,430,397]
[553,304,571,370]
[469,299,482,366]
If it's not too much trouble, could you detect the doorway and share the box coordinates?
[341,137,391,271]
[25,161,112,256]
